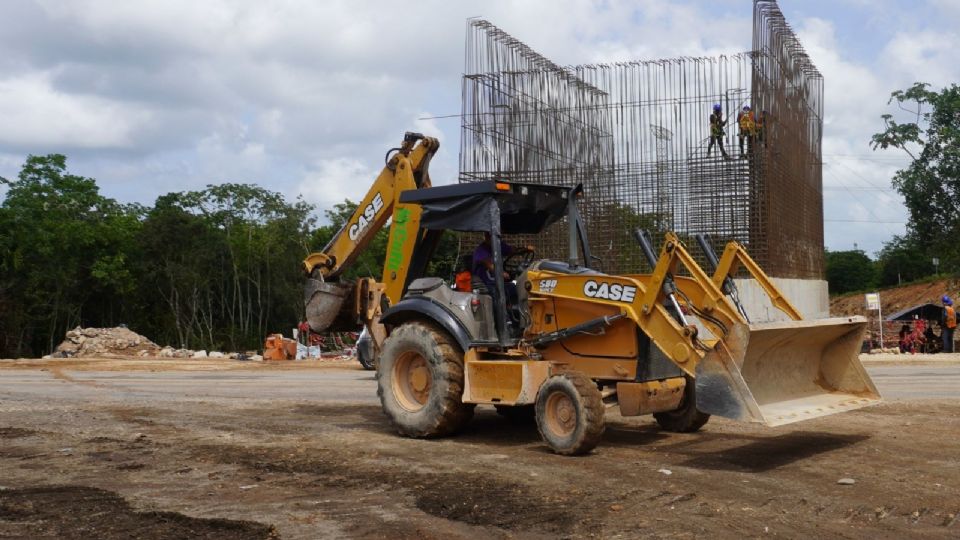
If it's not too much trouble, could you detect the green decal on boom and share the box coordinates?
[386,207,411,272]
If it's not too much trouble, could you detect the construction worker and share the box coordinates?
[454,254,472,292]
[756,110,768,148]
[706,103,729,159]
[472,232,534,305]
[737,105,756,158]
[941,295,956,353]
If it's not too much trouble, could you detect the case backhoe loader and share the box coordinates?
[303,133,880,455]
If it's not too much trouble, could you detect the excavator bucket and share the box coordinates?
[695,316,880,426]
[304,279,354,333]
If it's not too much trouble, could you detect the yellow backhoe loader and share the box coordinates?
[303,133,880,455]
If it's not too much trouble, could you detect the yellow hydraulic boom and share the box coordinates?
[302,132,438,351]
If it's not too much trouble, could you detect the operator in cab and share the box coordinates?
[472,232,533,305]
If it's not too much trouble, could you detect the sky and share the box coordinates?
[0,0,957,256]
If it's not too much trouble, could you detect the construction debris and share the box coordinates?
[48,326,347,361]
[53,326,160,358]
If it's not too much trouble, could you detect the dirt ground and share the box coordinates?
[2,357,959,539]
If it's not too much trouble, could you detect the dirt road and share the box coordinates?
[2,358,959,538]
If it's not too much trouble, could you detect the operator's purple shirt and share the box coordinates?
[472,240,512,288]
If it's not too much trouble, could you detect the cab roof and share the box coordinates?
[399,181,578,234]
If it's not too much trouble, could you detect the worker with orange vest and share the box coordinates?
[454,254,473,292]
[942,295,956,353]
[737,105,757,158]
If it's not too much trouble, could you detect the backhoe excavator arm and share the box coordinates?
[303,132,437,294]
[302,133,438,341]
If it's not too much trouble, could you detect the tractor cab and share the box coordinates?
[382,180,590,349]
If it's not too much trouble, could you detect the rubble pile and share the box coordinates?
[48,326,338,362]
[54,326,161,358]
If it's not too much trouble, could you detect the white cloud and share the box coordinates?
[0,72,150,149]
[297,157,377,213]
[882,31,960,88]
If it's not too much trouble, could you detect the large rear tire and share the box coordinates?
[535,371,604,455]
[653,376,710,433]
[377,321,474,437]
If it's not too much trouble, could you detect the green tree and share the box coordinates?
[138,184,314,351]
[136,195,228,348]
[875,235,936,287]
[825,249,878,295]
[872,82,960,270]
[0,155,140,355]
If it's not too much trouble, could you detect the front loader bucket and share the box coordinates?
[304,279,354,333]
[695,316,880,427]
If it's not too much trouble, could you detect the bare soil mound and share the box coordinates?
[831,278,960,318]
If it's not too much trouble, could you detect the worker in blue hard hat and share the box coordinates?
[941,295,956,353]
[706,103,729,159]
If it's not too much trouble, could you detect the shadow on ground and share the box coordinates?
[0,486,276,539]
[677,431,870,473]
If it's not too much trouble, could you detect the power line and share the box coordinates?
[829,160,898,192]
[823,163,902,213]
[825,219,906,224]
[822,168,903,236]
[417,113,463,121]
[823,186,893,192]
[823,154,909,161]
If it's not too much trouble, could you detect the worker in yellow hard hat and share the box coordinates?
[737,105,756,158]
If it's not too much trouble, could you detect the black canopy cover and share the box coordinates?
[886,303,943,321]
[399,181,573,234]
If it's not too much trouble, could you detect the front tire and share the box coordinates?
[535,371,604,455]
[653,376,710,433]
[377,321,474,437]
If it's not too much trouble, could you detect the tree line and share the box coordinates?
[0,155,458,358]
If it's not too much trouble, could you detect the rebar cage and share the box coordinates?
[459,0,824,279]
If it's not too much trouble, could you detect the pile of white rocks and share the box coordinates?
[53,326,160,358]
[155,347,262,361]
[49,326,266,361]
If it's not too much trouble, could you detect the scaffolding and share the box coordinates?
[459,0,824,279]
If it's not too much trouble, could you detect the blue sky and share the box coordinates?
[0,0,957,256]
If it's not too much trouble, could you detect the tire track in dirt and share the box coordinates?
[186,442,578,535]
